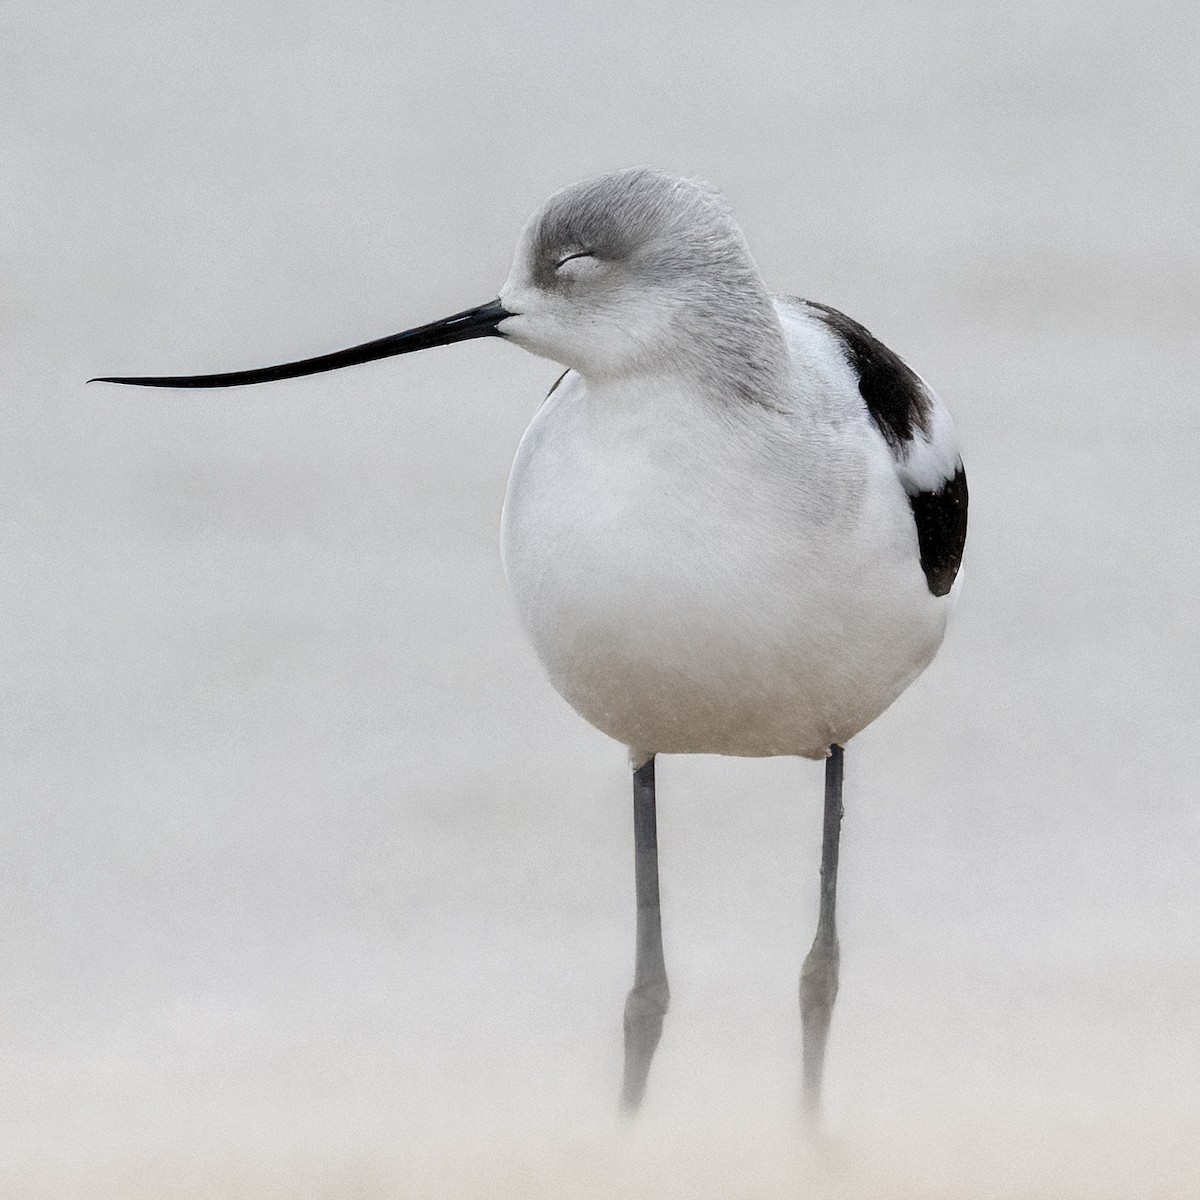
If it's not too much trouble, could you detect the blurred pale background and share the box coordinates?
[3,2,1198,1196]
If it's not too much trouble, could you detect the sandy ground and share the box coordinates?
[3,1,1199,1195]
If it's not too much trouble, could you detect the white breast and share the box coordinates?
[500,333,954,763]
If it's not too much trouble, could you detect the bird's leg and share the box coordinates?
[800,743,844,1129]
[620,754,669,1113]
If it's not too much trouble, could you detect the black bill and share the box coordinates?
[90,299,510,389]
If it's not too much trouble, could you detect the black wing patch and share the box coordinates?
[801,299,931,449]
[908,462,968,596]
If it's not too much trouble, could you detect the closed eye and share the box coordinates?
[555,250,598,270]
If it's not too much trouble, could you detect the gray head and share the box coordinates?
[499,168,789,398]
[90,167,788,406]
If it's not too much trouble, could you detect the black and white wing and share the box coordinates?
[802,300,968,597]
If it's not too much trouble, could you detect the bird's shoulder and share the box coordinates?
[775,295,968,597]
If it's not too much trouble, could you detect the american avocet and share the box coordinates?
[93,167,968,1125]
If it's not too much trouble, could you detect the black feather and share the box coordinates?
[800,299,931,449]
[908,463,968,596]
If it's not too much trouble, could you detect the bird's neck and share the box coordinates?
[580,282,792,412]
[687,286,792,411]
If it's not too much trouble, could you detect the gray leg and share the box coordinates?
[800,743,844,1128]
[620,755,669,1113]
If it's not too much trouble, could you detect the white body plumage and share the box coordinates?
[501,294,961,765]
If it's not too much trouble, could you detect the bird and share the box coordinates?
[92,167,968,1127]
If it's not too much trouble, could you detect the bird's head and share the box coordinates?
[498,167,773,381]
[90,167,785,402]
